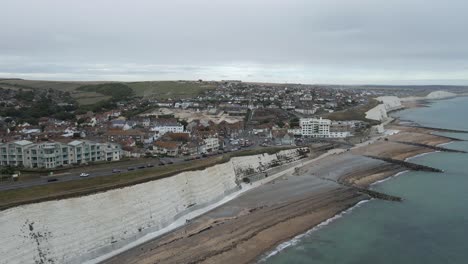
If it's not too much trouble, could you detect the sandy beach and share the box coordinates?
[104,125,452,264]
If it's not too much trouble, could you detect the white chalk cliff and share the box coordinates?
[0,148,306,264]
[365,96,403,122]
[425,91,456,99]
[401,90,458,102]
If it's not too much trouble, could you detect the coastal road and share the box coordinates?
[0,148,244,192]
[0,157,187,192]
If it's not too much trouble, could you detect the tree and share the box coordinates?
[1,166,15,175]
[290,117,300,127]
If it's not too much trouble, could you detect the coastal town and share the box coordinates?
[4,78,454,172]
[1,78,468,264]
[0,80,391,170]
[3,1,468,263]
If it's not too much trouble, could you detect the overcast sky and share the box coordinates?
[1,0,468,84]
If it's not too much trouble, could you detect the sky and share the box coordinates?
[1,0,468,84]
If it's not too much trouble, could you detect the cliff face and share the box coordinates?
[0,148,306,264]
[426,91,456,99]
[365,104,389,121]
[376,96,403,111]
[366,96,403,122]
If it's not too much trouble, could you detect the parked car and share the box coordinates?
[146,163,154,167]
[47,178,58,182]
[112,169,122,173]
[137,165,146,169]
[79,172,90,177]
[127,167,135,171]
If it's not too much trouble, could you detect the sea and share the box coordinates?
[262,96,468,264]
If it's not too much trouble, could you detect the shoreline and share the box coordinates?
[104,121,454,264]
[258,199,372,262]
[259,146,441,261]
[90,148,343,264]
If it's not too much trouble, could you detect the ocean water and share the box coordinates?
[263,96,468,264]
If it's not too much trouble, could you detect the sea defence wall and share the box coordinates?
[0,148,306,264]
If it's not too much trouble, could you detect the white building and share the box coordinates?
[150,120,184,137]
[300,118,331,138]
[329,131,352,138]
[203,137,220,153]
[0,140,122,169]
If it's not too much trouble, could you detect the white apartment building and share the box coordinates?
[0,140,122,169]
[300,118,331,138]
[150,120,184,137]
[203,137,220,153]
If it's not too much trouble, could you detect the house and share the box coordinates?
[154,141,181,157]
[272,130,295,145]
[161,132,190,142]
[105,129,146,143]
[181,142,199,156]
[150,119,184,137]
[110,119,126,128]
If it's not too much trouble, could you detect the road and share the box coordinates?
[0,147,251,192]
[0,137,298,192]
[0,157,182,191]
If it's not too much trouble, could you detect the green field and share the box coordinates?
[0,79,216,105]
[0,79,106,92]
[126,81,216,99]
[72,92,112,105]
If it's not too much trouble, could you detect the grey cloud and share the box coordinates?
[1,0,468,84]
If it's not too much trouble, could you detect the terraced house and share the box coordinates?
[0,140,122,169]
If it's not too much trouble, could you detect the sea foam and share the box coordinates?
[370,170,410,186]
[404,151,440,161]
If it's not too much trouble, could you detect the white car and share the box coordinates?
[79,173,90,177]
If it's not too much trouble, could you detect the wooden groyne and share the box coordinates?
[393,141,467,153]
[431,134,466,142]
[319,177,403,202]
[356,188,402,202]
[400,124,468,134]
[364,155,444,173]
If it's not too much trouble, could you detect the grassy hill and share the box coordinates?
[0,79,217,105]
[324,99,380,123]
[126,81,216,99]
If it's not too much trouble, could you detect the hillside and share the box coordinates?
[0,79,216,105]
[126,81,216,99]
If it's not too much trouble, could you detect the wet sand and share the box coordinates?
[103,128,451,264]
